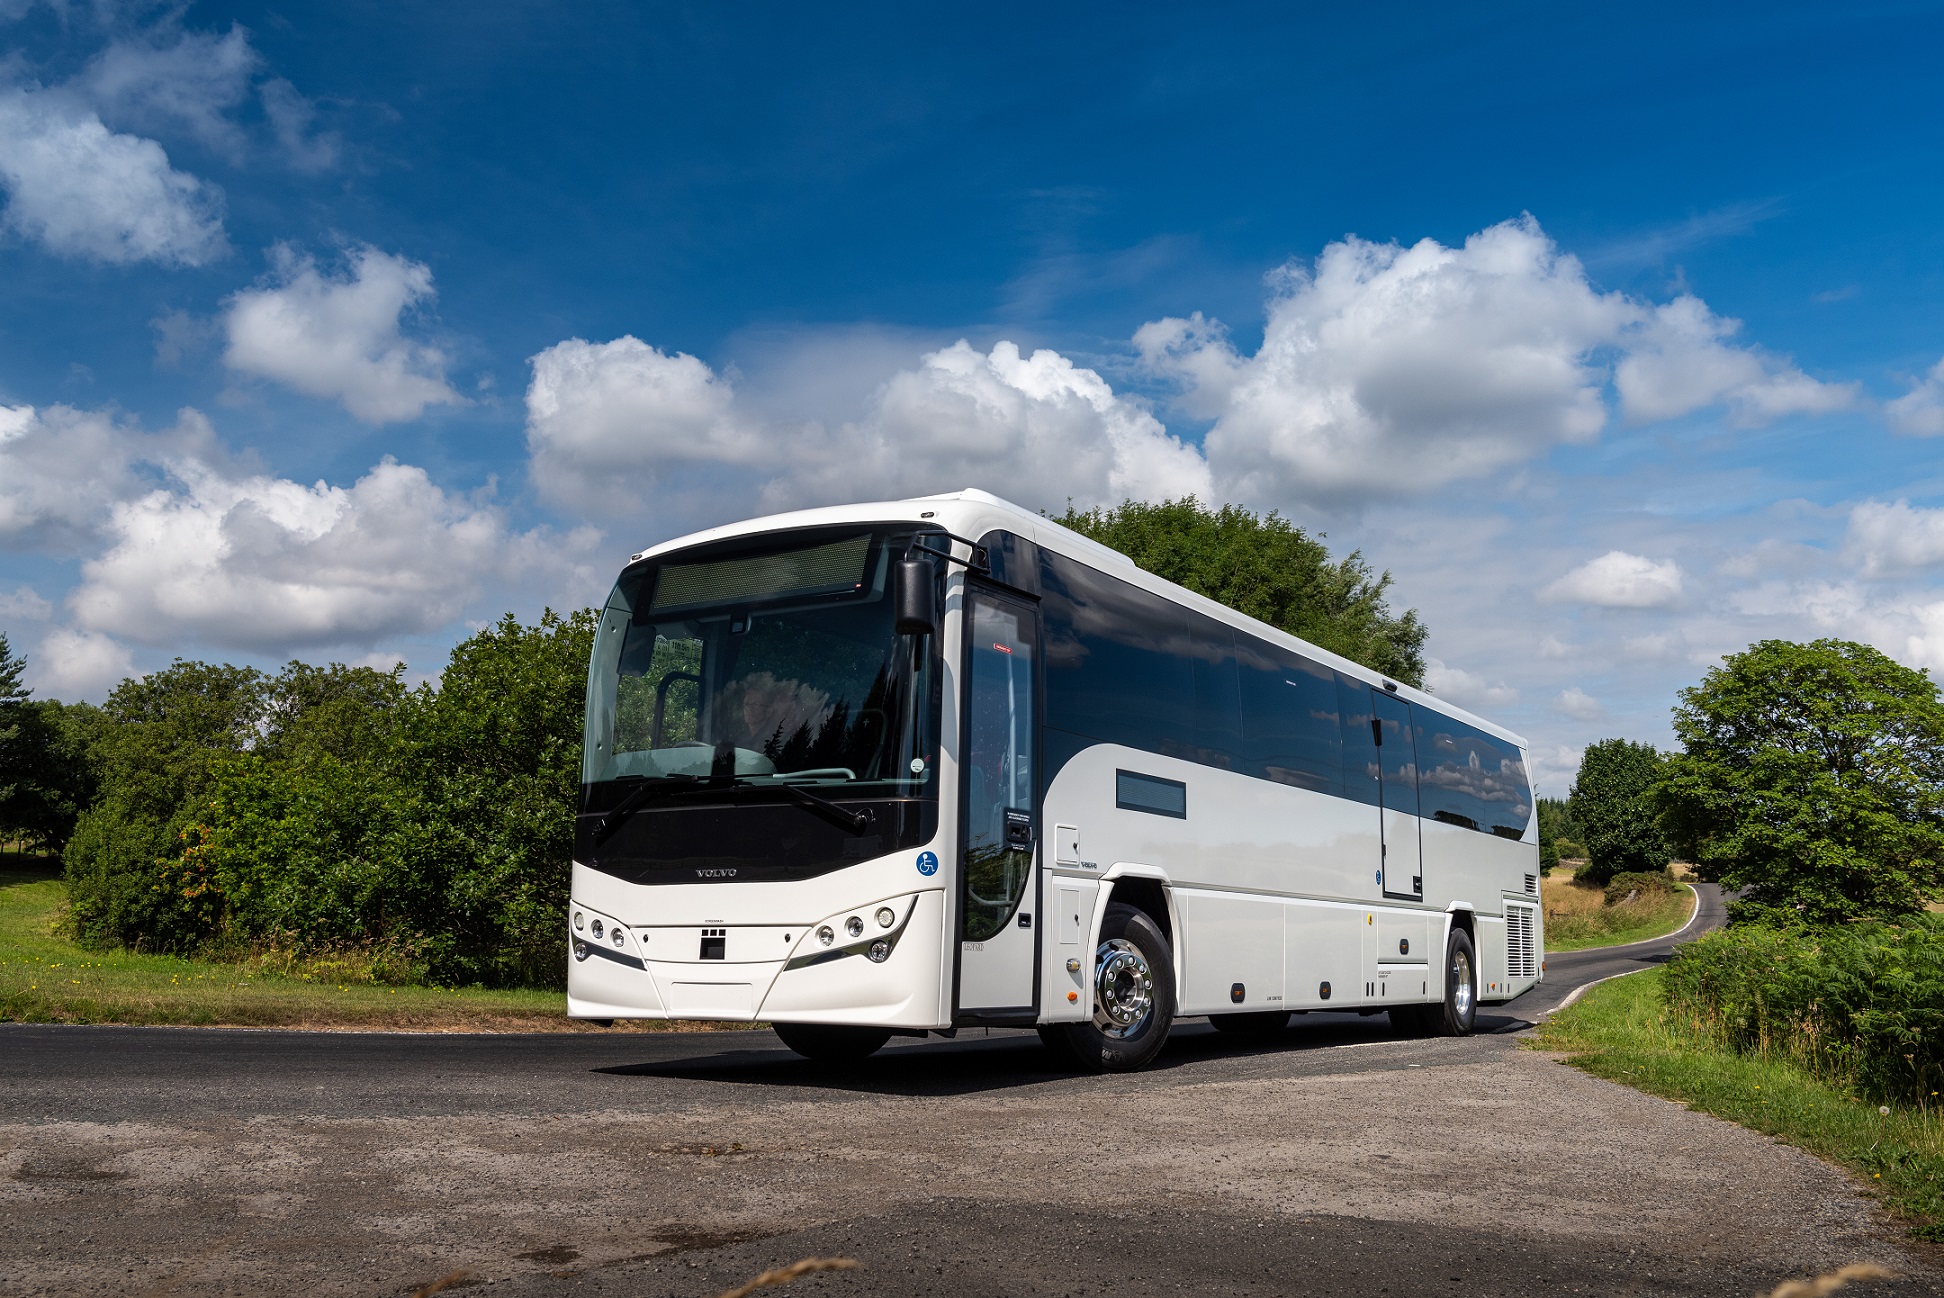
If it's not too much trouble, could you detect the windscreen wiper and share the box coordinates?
[776,781,873,835]
[590,774,698,846]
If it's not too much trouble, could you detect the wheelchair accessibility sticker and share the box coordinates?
[915,851,939,876]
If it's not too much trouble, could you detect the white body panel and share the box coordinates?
[568,489,1543,1028]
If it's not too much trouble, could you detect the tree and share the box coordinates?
[1657,639,1944,925]
[0,633,29,835]
[1056,498,1429,686]
[1536,796,1577,874]
[1569,738,1670,886]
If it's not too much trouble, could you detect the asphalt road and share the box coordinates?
[3,882,1932,1297]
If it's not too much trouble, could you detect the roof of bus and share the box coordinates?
[626,488,1528,751]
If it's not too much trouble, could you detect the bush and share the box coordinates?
[1603,870,1675,906]
[1664,921,1944,1103]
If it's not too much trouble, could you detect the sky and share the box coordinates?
[2,0,1942,795]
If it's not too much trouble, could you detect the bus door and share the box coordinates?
[1372,692,1423,901]
[956,585,1040,1015]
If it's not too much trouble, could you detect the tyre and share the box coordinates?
[1043,902,1176,1073]
[1430,927,1478,1037]
[1207,1011,1291,1035]
[773,1022,892,1062]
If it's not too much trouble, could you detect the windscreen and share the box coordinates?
[583,526,939,831]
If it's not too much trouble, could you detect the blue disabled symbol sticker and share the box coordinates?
[916,851,939,877]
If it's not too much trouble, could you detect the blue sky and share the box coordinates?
[2,1,1942,793]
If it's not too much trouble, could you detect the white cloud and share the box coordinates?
[1846,499,1944,575]
[70,456,590,653]
[0,85,226,265]
[0,585,51,621]
[1541,550,1684,608]
[525,335,1210,525]
[0,402,197,550]
[257,77,339,172]
[1423,657,1518,709]
[79,25,258,158]
[223,245,463,424]
[1613,294,1857,425]
[1135,216,1851,505]
[1887,358,1944,437]
[26,627,135,701]
[1553,687,1605,721]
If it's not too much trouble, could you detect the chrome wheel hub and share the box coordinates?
[1452,948,1474,1019]
[1093,937,1154,1038]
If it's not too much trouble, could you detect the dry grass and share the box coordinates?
[1542,866,1695,951]
[0,861,750,1033]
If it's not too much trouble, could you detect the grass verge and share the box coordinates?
[1542,874,1695,951]
[1534,966,1944,1238]
[0,861,736,1032]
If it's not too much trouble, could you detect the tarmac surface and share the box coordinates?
[3,883,1936,1297]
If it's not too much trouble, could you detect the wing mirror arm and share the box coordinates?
[896,532,989,637]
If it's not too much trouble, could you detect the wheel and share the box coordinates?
[773,1023,892,1062]
[1207,1011,1291,1035]
[1431,927,1478,1037]
[1042,903,1176,1073]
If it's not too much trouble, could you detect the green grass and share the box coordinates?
[1542,879,1696,951]
[0,859,722,1032]
[1534,966,1944,1238]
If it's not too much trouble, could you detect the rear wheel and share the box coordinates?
[1431,927,1478,1037]
[773,1023,892,1062]
[1208,1011,1291,1035]
[1043,902,1176,1073]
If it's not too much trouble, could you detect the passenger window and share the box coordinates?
[1372,692,1419,817]
[1413,708,1532,839]
[1239,639,1342,795]
[1336,674,1382,807]
[1040,552,1196,760]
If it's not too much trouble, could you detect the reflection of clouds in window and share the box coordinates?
[1416,718,1534,832]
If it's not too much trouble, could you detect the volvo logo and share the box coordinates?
[695,868,738,878]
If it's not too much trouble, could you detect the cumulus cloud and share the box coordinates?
[1135,216,1851,505]
[0,585,51,622]
[27,627,135,700]
[0,85,226,265]
[70,456,586,652]
[224,245,463,424]
[0,402,212,550]
[79,24,258,158]
[1613,294,1857,425]
[525,335,1209,523]
[1846,499,1944,575]
[1423,657,1518,709]
[1541,550,1684,608]
[1553,687,1605,721]
[1887,358,1944,437]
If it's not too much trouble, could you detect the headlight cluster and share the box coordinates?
[787,898,912,972]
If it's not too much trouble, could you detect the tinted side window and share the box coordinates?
[1413,709,1533,839]
[1039,551,1242,771]
[1336,674,1382,807]
[1372,692,1419,817]
[1238,637,1343,796]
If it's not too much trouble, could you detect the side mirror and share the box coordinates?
[894,558,936,636]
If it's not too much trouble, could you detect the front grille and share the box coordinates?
[1506,904,1537,980]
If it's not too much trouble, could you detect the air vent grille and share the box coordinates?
[1525,873,1538,895]
[1506,904,1537,980]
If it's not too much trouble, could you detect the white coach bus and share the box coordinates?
[568,490,1542,1071]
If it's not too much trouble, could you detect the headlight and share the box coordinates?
[867,940,891,963]
[573,940,589,961]
[845,915,864,938]
[591,919,604,939]
[573,911,584,931]
[876,907,895,928]
[612,929,625,947]
[817,925,835,946]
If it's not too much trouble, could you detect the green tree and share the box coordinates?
[1569,738,1670,886]
[63,662,267,949]
[1658,639,1944,925]
[0,633,31,840]
[1536,796,1577,874]
[1056,497,1429,686]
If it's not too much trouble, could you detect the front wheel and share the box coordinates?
[1430,927,1478,1037]
[1042,902,1176,1073]
[773,1023,892,1063]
